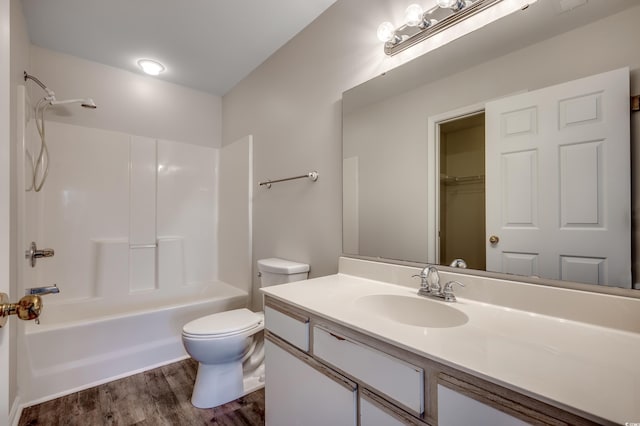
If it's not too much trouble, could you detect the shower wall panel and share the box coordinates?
[37,122,130,301]
[129,136,157,293]
[130,136,157,245]
[28,121,219,304]
[157,139,218,287]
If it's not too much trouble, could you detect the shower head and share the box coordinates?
[81,98,97,109]
[49,98,97,109]
[25,72,97,110]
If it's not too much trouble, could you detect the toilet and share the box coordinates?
[181,257,309,408]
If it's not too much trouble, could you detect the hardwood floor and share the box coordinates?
[18,359,265,426]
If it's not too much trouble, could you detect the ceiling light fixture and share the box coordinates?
[378,0,522,56]
[137,59,166,76]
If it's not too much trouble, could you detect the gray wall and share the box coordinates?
[223,1,391,308]
[29,46,222,148]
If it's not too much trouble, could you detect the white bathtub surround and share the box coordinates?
[218,135,253,295]
[21,282,247,405]
[28,120,219,304]
[157,138,219,286]
[17,114,251,405]
[261,257,640,425]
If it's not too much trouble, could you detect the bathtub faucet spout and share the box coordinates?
[25,285,60,296]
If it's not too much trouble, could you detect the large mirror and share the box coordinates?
[342,0,640,292]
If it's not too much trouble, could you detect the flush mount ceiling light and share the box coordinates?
[378,0,515,56]
[137,59,166,76]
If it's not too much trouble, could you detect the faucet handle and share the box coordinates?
[443,281,465,302]
[25,285,60,296]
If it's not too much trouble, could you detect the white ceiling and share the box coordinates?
[21,0,337,96]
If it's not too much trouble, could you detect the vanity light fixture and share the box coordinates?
[378,0,506,56]
[137,59,166,76]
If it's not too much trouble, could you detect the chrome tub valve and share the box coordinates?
[25,241,55,267]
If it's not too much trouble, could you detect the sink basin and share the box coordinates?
[355,294,469,328]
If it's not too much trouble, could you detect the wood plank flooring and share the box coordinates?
[18,359,265,426]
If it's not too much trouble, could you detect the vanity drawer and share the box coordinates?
[264,305,309,352]
[313,326,424,416]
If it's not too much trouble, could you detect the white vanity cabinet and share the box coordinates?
[264,301,357,426]
[264,339,357,426]
[437,385,529,426]
[360,396,406,426]
[360,389,428,426]
[263,304,309,351]
[263,296,601,426]
[313,325,424,416]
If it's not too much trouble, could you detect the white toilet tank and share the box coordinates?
[257,258,309,287]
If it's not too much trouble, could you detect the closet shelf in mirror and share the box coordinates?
[440,174,485,185]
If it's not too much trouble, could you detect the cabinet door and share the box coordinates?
[361,397,406,426]
[438,385,530,426]
[265,339,357,426]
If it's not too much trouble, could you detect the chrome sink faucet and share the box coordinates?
[413,265,465,302]
[413,265,440,297]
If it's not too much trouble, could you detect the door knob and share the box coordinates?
[489,235,500,245]
[0,293,43,328]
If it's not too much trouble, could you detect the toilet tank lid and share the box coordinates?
[183,308,262,336]
[257,258,309,274]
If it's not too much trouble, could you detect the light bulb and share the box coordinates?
[436,0,457,8]
[377,22,396,43]
[137,59,165,76]
[420,18,438,30]
[404,4,424,27]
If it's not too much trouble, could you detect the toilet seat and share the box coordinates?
[182,308,263,339]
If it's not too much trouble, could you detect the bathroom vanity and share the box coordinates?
[261,258,640,426]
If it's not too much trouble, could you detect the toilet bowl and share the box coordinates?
[181,258,309,408]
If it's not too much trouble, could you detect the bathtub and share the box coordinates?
[20,281,248,405]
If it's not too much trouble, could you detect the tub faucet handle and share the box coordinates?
[25,284,60,296]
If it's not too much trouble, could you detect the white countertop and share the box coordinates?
[261,273,640,425]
